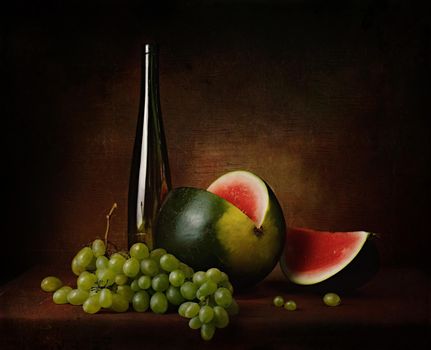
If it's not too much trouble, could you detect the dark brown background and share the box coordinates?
[2,0,430,283]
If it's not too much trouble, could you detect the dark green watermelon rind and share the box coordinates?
[154,187,228,271]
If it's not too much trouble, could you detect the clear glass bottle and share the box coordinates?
[128,44,171,250]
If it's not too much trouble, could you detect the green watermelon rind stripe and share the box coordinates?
[154,187,242,271]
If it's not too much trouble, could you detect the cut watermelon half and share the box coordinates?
[207,170,269,227]
[155,170,286,287]
[280,227,370,285]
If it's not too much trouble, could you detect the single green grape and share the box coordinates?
[213,306,229,328]
[192,271,208,286]
[273,295,284,307]
[179,262,194,279]
[123,257,140,277]
[111,252,128,259]
[180,281,198,300]
[99,288,113,308]
[323,292,341,307]
[77,271,97,291]
[169,269,185,287]
[214,287,233,308]
[115,273,128,286]
[150,292,168,314]
[206,268,223,284]
[201,322,216,341]
[111,293,129,312]
[159,253,180,272]
[140,258,160,277]
[95,268,103,280]
[138,275,152,290]
[41,276,63,292]
[129,243,149,260]
[185,302,200,318]
[71,257,86,276]
[220,272,229,282]
[132,290,150,312]
[97,268,116,287]
[67,289,89,305]
[117,285,134,303]
[178,301,193,317]
[87,256,97,271]
[226,299,240,316]
[130,279,141,292]
[219,280,234,294]
[165,285,185,306]
[151,273,169,292]
[199,305,214,324]
[91,239,106,257]
[284,300,297,311]
[52,286,72,304]
[96,256,109,270]
[196,280,217,300]
[109,254,126,274]
[149,248,167,263]
[76,247,94,268]
[83,294,101,314]
[189,316,202,330]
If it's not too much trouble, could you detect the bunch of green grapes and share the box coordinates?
[40,239,239,341]
[177,267,239,340]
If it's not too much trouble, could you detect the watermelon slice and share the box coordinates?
[207,170,269,227]
[280,227,377,287]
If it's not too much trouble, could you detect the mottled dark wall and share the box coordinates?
[2,0,429,282]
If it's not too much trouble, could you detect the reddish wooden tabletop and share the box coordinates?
[1,265,429,350]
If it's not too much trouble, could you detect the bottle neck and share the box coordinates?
[142,44,159,106]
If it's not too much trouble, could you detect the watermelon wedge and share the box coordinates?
[207,170,269,227]
[280,227,379,290]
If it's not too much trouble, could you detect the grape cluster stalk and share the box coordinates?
[41,238,239,341]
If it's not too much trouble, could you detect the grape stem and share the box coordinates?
[104,203,118,247]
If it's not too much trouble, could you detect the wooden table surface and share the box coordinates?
[1,265,429,350]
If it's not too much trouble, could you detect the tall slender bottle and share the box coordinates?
[128,44,171,250]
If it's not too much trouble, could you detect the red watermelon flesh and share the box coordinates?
[281,227,370,285]
[207,170,269,227]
